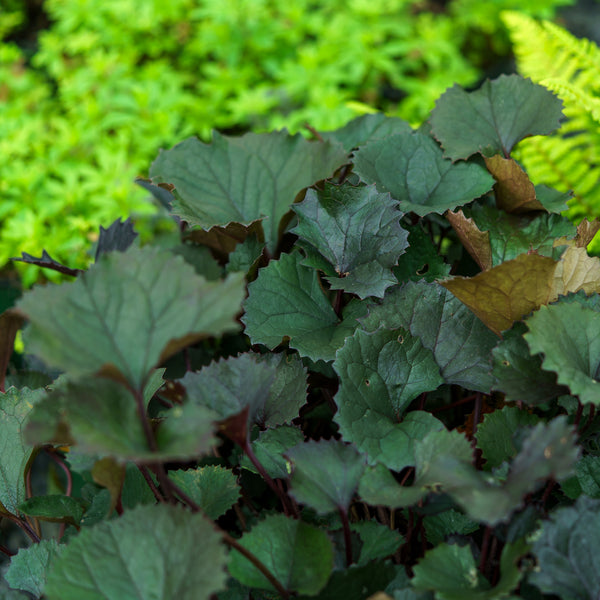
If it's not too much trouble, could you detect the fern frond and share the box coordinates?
[542,79,600,124]
[502,12,600,89]
[502,11,600,229]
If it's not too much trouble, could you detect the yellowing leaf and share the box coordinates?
[446,209,492,270]
[484,155,545,213]
[575,219,600,248]
[441,254,557,336]
[552,246,600,298]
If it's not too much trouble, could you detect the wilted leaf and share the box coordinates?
[292,182,409,299]
[484,155,544,213]
[430,74,563,160]
[551,246,600,298]
[17,246,245,389]
[44,504,227,600]
[228,514,334,595]
[446,209,492,271]
[242,251,367,362]
[150,131,347,251]
[94,217,138,261]
[352,131,494,216]
[574,219,600,248]
[11,250,82,278]
[441,253,558,336]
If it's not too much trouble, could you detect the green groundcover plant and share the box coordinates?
[0,0,574,285]
[3,73,600,599]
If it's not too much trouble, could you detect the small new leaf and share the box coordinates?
[292,182,409,299]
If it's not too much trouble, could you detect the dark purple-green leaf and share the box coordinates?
[352,130,494,216]
[430,74,564,160]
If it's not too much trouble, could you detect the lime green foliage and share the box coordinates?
[503,12,600,230]
[1,0,574,285]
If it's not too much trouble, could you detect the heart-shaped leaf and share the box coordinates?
[430,74,564,160]
[150,131,347,251]
[286,439,366,514]
[333,327,444,467]
[361,281,497,391]
[352,131,494,216]
[242,251,367,362]
[292,182,409,299]
[44,504,227,600]
[228,514,334,595]
[524,300,600,405]
[16,246,246,389]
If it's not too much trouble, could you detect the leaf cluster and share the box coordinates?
[3,74,600,599]
[0,0,574,285]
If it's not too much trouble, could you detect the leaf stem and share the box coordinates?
[243,439,297,517]
[339,507,354,567]
[138,465,166,503]
[479,525,493,575]
[430,393,477,413]
[166,476,289,598]
[222,531,290,599]
[573,400,584,428]
[45,448,73,540]
[472,392,483,435]
[3,512,40,544]
[333,289,344,318]
[131,386,158,453]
